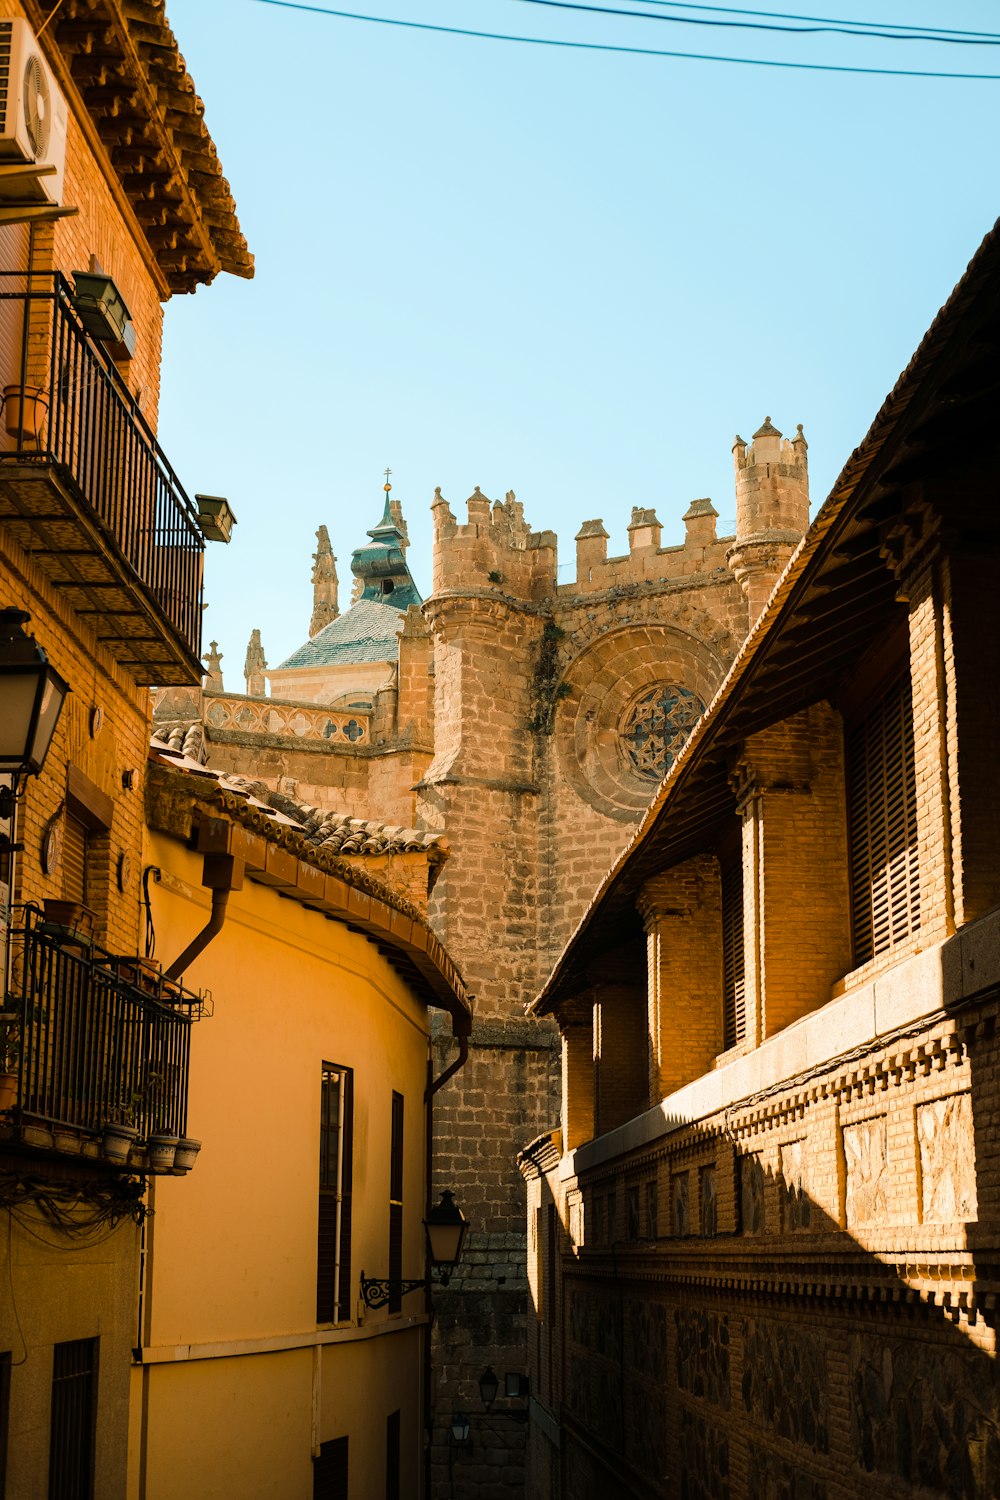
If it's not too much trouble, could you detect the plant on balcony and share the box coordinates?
[2,383,49,444]
[0,1006,20,1112]
[41,898,95,947]
[101,1083,144,1164]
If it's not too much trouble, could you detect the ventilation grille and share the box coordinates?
[0,23,12,138]
[23,52,48,158]
[722,854,746,1049]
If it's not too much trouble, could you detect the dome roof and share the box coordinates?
[277,598,406,670]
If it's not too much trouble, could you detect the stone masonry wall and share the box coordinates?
[529,986,1000,1500]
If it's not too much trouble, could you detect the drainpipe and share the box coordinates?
[163,852,243,982]
[423,1007,472,1498]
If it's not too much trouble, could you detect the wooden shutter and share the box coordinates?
[313,1437,348,1500]
[721,855,746,1049]
[388,1092,403,1313]
[848,675,920,966]
[62,816,89,905]
[49,1339,97,1500]
[317,1066,353,1325]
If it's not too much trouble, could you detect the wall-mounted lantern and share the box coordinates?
[478,1366,499,1411]
[0,608,69,782]
[360,1189,469,1310]
[195,494,237,545]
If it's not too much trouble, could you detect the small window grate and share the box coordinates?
[49,1338,97,1500]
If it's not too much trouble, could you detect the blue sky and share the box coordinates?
[159,0,1000,677]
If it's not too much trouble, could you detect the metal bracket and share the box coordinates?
[359,1271,428,1310]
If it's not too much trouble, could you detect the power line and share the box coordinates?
[509,0,1000,46]
[601,0,1000,43]
[248,0,1000,78]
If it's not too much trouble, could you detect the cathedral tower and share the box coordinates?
[727,416,809,624]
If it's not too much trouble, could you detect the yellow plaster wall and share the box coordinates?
[131,831,433,1496]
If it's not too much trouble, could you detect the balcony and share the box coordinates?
[1,908,202,1172]
[0,272,205,685]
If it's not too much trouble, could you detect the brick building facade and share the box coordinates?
[0,4,249,1496]
[519,218,1000,1499]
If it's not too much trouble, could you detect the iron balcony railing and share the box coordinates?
[2,908,198,1141]
[0,270,204,662]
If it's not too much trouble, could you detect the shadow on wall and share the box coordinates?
[525,990,1000,1500]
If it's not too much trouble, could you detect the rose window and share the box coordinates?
[618,684,705,781]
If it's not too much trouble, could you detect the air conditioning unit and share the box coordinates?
[0,18,68,205]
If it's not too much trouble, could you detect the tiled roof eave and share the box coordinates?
[146,760,470,1027]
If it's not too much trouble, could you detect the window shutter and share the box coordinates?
[388,1092,403,1313]
[313,1436,348,1500]
[848,674,920,966]
[721,855,746,1049]
[62,816,88,905]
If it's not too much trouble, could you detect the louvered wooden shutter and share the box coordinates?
[313,1436,348,1500]
[721,855,746,1049]
[317,1066,353,1325]
[388,1092,403,1314]
[848,674,920,966]
[62,816,89,905]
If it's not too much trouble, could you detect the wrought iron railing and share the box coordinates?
[2,908,197,1140]
[0,271,204,662]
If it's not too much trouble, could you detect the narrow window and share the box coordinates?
[49,1338,97,1500]
[721,853,746,1049]
[626,1185,640,1242]
[62,815,90,907]
[313,1436,348,1500]
[385,1410,400,1500]
[847,674,920,965]
[317,1065,353,1324]
[388,1092,404,1313]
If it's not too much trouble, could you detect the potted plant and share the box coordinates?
[0,1007,20,1113]
[41,899,95,948]
[101,1086,142,1164]
[173,1137,202,1172]
[142,1068,178,1171]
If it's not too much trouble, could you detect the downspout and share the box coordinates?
[423,1006,472,1499]
[163,852,243,981]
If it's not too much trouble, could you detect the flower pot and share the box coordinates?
[0,1071,18,1113]
[109,956,162,995]
[146,1133,178,1171]
[3,383,48,442]
[102,1121,138,1165]
[53,1127,79,1154]
[42,900,95,947]
[173,1137,202,1171]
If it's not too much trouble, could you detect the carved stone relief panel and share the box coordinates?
[918,1092,978,1223]
[672,1171,691,1236]
[701,1164,718,1236]
[742,1319,830,1452]
[781,1139,812,1232]
[675,1308,731,1409]
[843,1115,889,1228]
[739,1152,766,1235]
[849,1331,1000,1496]
[748,1448,828,1500]
[679,1408,730,1500]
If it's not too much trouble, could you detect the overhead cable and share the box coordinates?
[510,0,1000,46]
[248,0,1000,79]
[600,0,1000,43]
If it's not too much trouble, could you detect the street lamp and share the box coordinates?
[0,609,69,784]
[360,1189,470,1309]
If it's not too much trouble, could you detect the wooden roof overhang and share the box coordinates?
[27,0,253,293]
[533,217,1000,1018]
